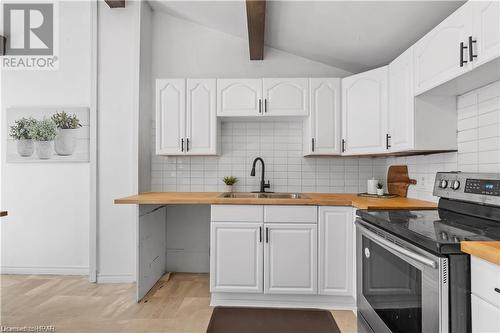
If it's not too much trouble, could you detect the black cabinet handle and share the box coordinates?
[265,227,269,243]
[468,36,477,62]
[341,139,346,153]
[264,99,268,113]
[460,42,468,67]
[259,226,262,243]
[386,134,391,150]
[495,288,500,294]
[181,138,184,152]
[258,99,262,113]
[312,138,315,152]
[186,138,190,152]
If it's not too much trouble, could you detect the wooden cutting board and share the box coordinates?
[387,165,417,198]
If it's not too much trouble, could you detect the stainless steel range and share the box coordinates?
[356,172,500,333]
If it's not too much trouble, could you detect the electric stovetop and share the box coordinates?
[357,207,500,255]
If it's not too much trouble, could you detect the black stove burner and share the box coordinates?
[357,204,500,255]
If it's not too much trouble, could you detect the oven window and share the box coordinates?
[362,236,422,333]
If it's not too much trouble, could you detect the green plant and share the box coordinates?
[9,117,37,140]
[377,182,384,190]
[223,176,238,186]
[51,111,81,129]
[29,119,58,141]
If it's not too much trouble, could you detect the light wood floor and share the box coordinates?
[1,273,357,333]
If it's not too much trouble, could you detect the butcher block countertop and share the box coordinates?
[114,192,437,210]
[461,241,500,266]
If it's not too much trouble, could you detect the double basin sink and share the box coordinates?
[220,192,309,199]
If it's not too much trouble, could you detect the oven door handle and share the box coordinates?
[360,224,438,269]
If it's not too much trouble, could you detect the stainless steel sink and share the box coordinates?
[220,192,309,199]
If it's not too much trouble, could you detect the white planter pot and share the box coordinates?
[54,128,77,156]
[35,141,53,159]
[225,185,233,192]
[377,188,384,196]
[16,139,34,157]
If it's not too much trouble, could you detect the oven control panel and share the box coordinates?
[433,172,500,206]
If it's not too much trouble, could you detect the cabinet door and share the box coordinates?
[413,4,472,94]
[471,0,500,68]
[186,79,218,155]
[318,207,353,296]
[389,47,415,152]
[210,222,263,293]
[342,66,388,155]
[471,294,500,333]
[264,223,317,294]
[217,79,262,116]
[304,78,341,155]
[156,79,185,155]
[263,78,309,116]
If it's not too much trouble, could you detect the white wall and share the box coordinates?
[139,2,153,193]
[1,1,92,275]
[96,0,141,282]
[152,11,351,78]
[387,80,500,202]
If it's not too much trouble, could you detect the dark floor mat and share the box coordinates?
[206,306,341,333]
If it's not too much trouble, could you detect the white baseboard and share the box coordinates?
[211,293,356,311]
[1,266,88,275]
[96,273,135,283]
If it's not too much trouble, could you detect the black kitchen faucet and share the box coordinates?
[250,157,271,193]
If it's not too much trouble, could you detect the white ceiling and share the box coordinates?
[149,0,466,73]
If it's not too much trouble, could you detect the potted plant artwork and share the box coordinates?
[9,117,37,157]
[376,182,384,196]
[29,118,58,159]
[223,176,238,192]
[51,111,81,156]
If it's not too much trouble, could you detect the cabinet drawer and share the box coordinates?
[211,205,263,222]
[471,294,500,333]
[264,206,317,223]
[471,256,500,308]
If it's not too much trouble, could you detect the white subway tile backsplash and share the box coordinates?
[152,120,389,193]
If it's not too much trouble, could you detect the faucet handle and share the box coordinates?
[264,181,271,189]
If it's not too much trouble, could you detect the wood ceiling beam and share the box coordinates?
[105,0,125,9]
[246,0,266,60]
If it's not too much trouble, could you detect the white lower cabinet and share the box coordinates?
[210,205,355,303]
[264,223,317,294]
[471,256,500,333]
[318,207,353,296]
[472,294,500,333]
[210,222,263,293]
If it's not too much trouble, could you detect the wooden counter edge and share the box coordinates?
[114,193,437,210]
[461,241,500,266]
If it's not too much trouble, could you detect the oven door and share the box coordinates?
[356,220,448,333]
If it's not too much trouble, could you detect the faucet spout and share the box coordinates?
[250,157,270,193]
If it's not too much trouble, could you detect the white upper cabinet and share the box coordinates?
[156,79,218,155]
[186,79,218,155]
[217,78,309,117]
[389,47,415,152]
[263,78,309,116]
[471,0,500,68]
[303,78,341,156]
[156,79,186,155]
[342,66,389,155]
[217,79,262,117]
[413,4,473,95]
[318,207,353,296]
[264,223,317,295]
